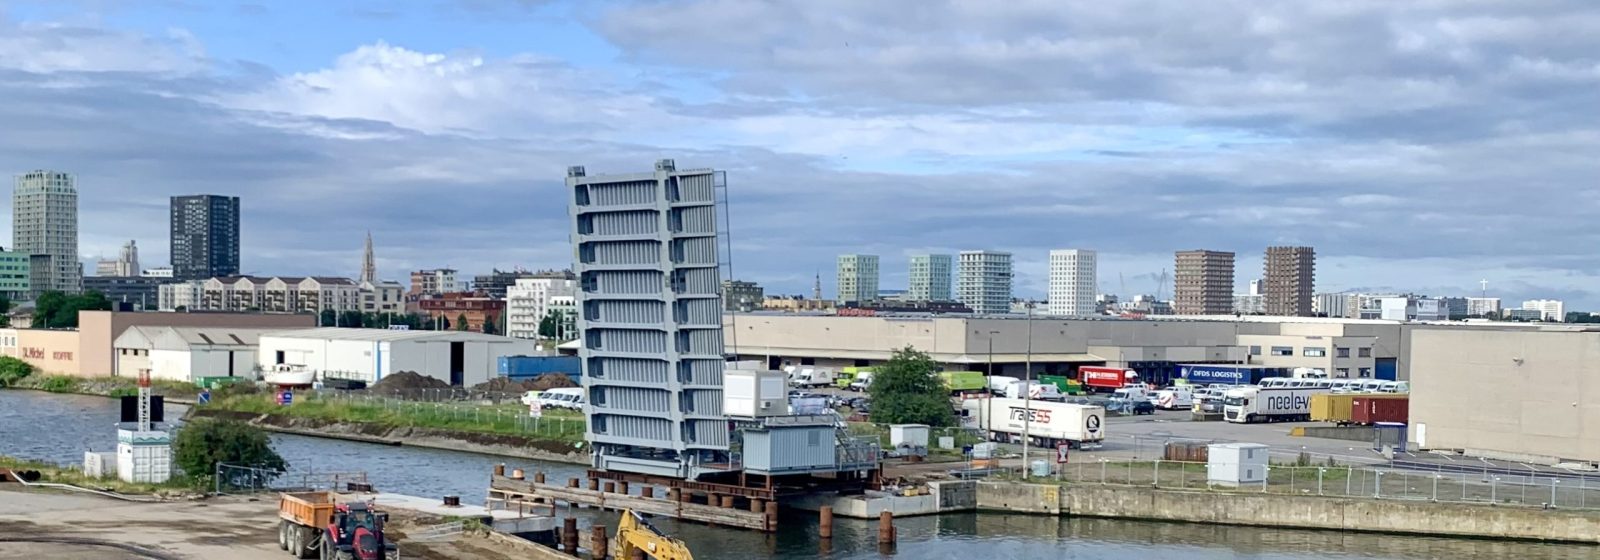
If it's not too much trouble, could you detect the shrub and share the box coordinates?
[0,356,32,387]
[172,418,287,482]
[38,376,79,393]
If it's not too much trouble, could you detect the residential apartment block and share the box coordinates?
[1047,249,1097,317]
[721,280,763,312]
[408,268,461,297]
[958,250,1013,314]
[907,254,953,302]
[1263,246,1315,317]
[170,195,240,281]
[14,170,81,296]
[836,254,880,304]
[1522,299,1566,322]
[1466,297,1502,317]
[1173,250,1233,315]
[196,276,402,315]
[0,248,30,301]
[505,274,577,339]
[158,280,205,311]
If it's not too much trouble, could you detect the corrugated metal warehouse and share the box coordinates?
[1409,325,1600,465]
[257,327,538,386]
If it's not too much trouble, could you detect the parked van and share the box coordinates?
[1111,385,1152,403]
[987,375,1022,396]
[790,367,837,388]
[1358,379,1386,392]
[848,371,875,392]
[1151,386,1195,410]
[1328,379,1358,393]
[1004,380,1063,401]
[1377,381,1409,393]
[537,387,585,410]
[1260,377,1289,389]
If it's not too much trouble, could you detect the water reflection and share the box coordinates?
[2,390,1593,560]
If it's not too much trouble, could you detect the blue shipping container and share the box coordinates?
[1180,364,1288,385]
[498,355,582,378]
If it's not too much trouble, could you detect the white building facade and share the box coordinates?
[257,327,537,386]
[907,254,953,302]
[1047,249,1097,317]
[158,280,205,311]
[113,326,277,381]
[836,254,880,303]
[198,276,403,315]
[505,276,576,340]
[1522,299,1566,322]
[1467,297,1502,317]
[957,250,1013,314]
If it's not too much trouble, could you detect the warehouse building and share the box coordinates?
[112,326,276,382]
[256,327,537,386]
[1409,325,1600,465]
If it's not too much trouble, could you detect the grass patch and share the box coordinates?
[7,375,202,399]
[0,455,198,495]
[206,393,586,444]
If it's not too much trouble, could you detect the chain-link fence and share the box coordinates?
[296,390,586,440]
[1025,460,1600,509]
[215,462,369,495]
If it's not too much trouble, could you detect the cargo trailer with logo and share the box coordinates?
[1222,386,1330,423]
[959,397,1105,449]
[1179,364,1291,386]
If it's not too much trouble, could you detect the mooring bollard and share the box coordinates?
[591,525,609,559]
[749,498,764,513]
[878,511,896,544]
[765,501,779,533]
[510,468,523,480]
[561,517,578,553]
[494,464,506,477]
[819,505,834,539]
[442,495,461,507]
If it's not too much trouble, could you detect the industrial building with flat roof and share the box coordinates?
[257,327,537,386]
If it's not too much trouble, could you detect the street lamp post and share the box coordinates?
[1022,302,1035,477]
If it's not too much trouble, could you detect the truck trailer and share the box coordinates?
[1222,386,1329,423]
[1078,366,1141,393]
[961,397,1105,448]
[1179,364,1291,386]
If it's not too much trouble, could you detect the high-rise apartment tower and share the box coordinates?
[1263,246,1315,316]
[1173,250,1235,315]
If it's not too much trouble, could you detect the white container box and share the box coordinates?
[723,369,788,418]
[890,424,930,448]
[1207,442,1269,487]
[83,451,117,478]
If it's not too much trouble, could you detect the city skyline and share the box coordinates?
[1,3,1596,307]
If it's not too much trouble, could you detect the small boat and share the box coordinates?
[263,364,316,387]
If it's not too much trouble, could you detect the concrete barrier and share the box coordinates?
[1294,426,1377,443]
[977,482,1600,544]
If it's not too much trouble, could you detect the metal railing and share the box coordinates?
[1004,460,1600,510]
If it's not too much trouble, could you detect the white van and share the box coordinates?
[1111,385,1152,403]
[1358,379,1386,393]
[1377,381,1409,393]
[987,375,1022,396]
[1328,379,1357,393]
[1004,381,1063,401]
[848,371,875,392]
[1260,377,1289,389]
[1151,386,1195,410]
[537,387,585,410]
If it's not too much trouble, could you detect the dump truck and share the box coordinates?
[278,491,398,560]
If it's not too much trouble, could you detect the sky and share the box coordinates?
[1,0,1597,307]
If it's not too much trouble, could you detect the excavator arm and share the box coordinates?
[616,510,695,560]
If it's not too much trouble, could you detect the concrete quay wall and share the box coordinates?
[976,482,1600,544]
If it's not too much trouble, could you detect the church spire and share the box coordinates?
[359,231,376,284]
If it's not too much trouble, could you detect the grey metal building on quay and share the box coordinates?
[567,159,732,479]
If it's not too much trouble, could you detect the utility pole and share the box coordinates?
[1022,302,1034,477]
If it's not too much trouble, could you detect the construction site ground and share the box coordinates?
[0,488,522,560]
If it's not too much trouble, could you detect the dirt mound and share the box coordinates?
[369,371,451,393]
[470,374,578,393]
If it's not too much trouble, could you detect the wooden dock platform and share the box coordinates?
[488,474,773,531]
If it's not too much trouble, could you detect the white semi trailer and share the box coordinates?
[1222,386,1329,423]
[961,397,1105,449]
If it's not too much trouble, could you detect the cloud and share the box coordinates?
[2,3,1598,309]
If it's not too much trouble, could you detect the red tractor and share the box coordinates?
[279,492,398,560]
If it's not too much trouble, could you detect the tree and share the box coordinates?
[319,309,336,327]
[0,292,10,327]
[868,346,955,427]
[481,314,498,335]
[172,418,287,483]
[31,291,111,329]
[338,310,364,329]
[538,313,559,339]
[456,313,470,332]
[0,356,33,387]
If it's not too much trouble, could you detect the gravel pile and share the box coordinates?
[369,371,451,393]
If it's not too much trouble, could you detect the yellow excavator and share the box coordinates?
[616,509,695,560]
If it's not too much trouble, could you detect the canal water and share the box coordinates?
[2,390,1594,559]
